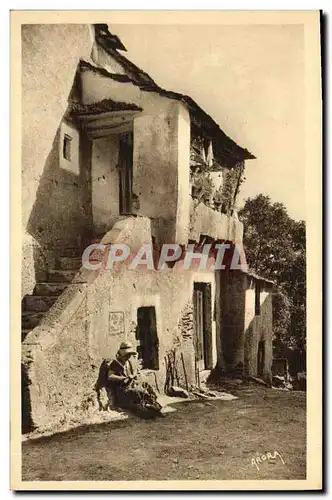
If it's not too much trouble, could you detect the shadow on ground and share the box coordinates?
[22,384,306,482]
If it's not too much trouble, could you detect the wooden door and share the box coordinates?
[194,283,213,372]
[118,132,133,215]
[193,288,205,371]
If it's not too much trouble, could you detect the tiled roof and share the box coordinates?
[91,27,256,163]
[94,24,127,52]
[70,98,142,116]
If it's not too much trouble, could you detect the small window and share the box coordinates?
[255,281,261,316]
[63,134,72,161]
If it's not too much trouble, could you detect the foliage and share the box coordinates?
[191,168,242,213]
[190,172,214,206]
[190,137,215,207]
[272,289,292,352]
[238,194,306,351]
[190,133,246,215]
[214,163,245,215]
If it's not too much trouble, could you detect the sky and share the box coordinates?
[110,24,305,221]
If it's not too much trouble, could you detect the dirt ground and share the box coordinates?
[22,383,306,481]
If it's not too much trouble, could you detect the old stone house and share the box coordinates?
[21,23,274,432]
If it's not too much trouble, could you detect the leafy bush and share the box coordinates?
[191,172,214,206]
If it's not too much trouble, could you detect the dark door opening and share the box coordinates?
[22,364,34,434]
[193,283,213,371]
[255,281,261,316]
[118,132,133,215]
[136,306,159,370]
[257,340,265,377]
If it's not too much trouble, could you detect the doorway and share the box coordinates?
[118,132,133,215]
[193,283,213,371]
[136,306,159,370]
[22,364,34,434]
[257,340,265,377]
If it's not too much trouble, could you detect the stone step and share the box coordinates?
[48,270,78,283]
[22,311,45,330]
[34,282,69,296]
[23,295,58,312]
[55,256,82,270]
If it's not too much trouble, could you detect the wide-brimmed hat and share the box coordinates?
[117,341,137,356]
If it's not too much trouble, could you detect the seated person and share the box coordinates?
[106,341,163,418]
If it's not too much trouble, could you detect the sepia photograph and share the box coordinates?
[10,10,322,490]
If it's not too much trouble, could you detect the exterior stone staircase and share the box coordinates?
[21,218,155,432]
[21,248,84,341]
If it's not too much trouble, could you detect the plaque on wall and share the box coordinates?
[109,311,125,336]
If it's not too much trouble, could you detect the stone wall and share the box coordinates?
[22,217,219,431]
[26,121,93,267]
[219,270,273,382]
[22,264,195,430]
[22,43,192,299]
[244,279,273,384]
[22,295,92,430]
[79,58,191,247]
[189,200,244,244]
[85,261,217,394]
[22,24,94,297]
[219,270,247,373]
[176,301,196,386]
[132,99,189,246]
